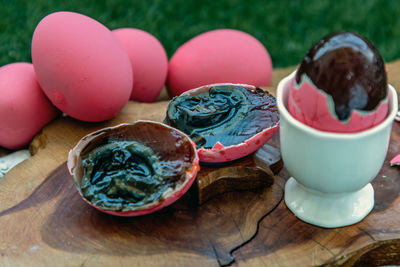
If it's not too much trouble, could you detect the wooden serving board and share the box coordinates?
[1,62,400,266]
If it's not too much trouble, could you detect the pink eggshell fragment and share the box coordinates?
[0,63,59,149]
[167,29,273,97]
[32,11,133,122]
[198,123,279,163]
[113,28,168,103]
[390,154,400,167]
[288,77,388,133]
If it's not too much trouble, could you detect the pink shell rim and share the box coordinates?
[197,123,279,163]
[277,71,398,139]
[67,120,200,217]
[178,83,280,163]
[390,154,400,166]
[288,72,389,133]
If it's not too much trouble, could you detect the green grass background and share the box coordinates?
[0,0,399,68]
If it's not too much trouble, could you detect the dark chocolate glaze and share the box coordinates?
[295,31,387,120]
[166,85,279,149]
[80,141,186,211]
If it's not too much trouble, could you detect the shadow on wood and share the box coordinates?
[325,239,400,266]
[0,146,284,266]
[197,144,283,205]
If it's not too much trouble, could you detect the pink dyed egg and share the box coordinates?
[167,29,272,97]
[0,63,59,149]
[32,11,133,122]
[113,28,168,103]
[288,31,388,133]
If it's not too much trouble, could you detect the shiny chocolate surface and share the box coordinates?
[296,31,387,120]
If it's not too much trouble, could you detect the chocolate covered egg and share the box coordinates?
[167,29,273,97]
[0,63,59,149]
[32,12,133,122]
[288,31,388,133]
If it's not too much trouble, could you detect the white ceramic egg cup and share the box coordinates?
[277,72,398,228]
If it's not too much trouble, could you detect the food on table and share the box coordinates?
[68,121,199,216]
[113,28,168,103]
[0,63,59,149]
[32,11,132,122]
[165,84,279,163]
[288,31,388,133]
[167,29,273,97]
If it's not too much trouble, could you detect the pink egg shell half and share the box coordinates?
[67,120,200,216]
[288,74,388,133]
[113,28,168,103]
[167,29,272,97]
[181,83,279,163]
[0,63,59,149]
[32,11,132,122]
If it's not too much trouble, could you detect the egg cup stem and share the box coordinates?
[284,177,374,228]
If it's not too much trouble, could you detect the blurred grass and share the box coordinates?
[0,0,399,68]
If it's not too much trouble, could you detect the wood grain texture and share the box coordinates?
[324,239,400,266]
[0,100,284,266]
[197,144,282,204]
[0,162,283,266]
[1,60,400,266]
[231,122,400,267]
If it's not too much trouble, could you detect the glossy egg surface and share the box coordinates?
[289,31,388,133]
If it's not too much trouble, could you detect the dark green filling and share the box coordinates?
[80,141,181,211]
[166,85,279,149]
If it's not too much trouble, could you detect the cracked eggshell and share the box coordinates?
[0,63,59,149]
[113,28,168,103]
[288,74,388,133]
[288,31,388,133]
[197,128,279,163]
[32,11,132,122]
[168,83,279,163]
[67,120,200,216]
[167,29,272,97]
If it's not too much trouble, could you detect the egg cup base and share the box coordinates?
[284,177,374,228]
